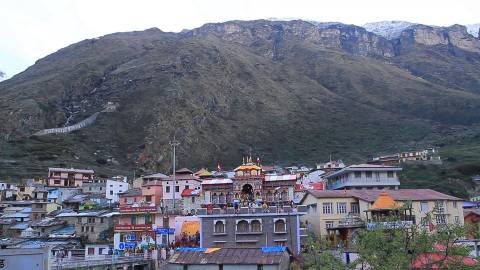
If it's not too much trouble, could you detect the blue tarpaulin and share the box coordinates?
[261,246,286,253]
[176,247,207,252]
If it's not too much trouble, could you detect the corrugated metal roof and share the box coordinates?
[201,179,233,185]
[265,175,297,181]
[48,167,94,174]
[169,248,290,265]
[306,189,463,202]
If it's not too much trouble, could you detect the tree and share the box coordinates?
[301,234,347,270]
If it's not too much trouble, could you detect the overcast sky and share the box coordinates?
[1,0,479,78]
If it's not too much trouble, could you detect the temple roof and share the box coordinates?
[195,168,213,177]
[369,192,402,211]
[234,164,262,171]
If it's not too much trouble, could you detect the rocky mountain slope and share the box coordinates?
[1,19,480,182]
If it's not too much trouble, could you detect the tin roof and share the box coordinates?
[305,189,463,202]
[169,247,290,265]
[265,175,297,181]
[201,179,233,185]
[48,167,94,174]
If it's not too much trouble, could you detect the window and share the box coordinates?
[274,219,286,233]
[175,186,180,192]
[323,203,333,214]
[81,226,85,232]
[91,226,94,232]
[54,180,61,185]
[89,187,92,191]
[78,218,82,223]
[365,171,372,178]
[420,217,429,227]
[88,248,95,255]
[454,216,460,224]
[110,190,113,195]
[185,185,190,190]
[452,201,458,208]
[387,171,394,178]
[131,216,137,225]
[145,195,152,202]
[309,204,317,213]
[191,197,195,203]
[100,218,104,224]
[337,203,347,214]
[35,204,43,208]
[435,201,445,213]
[420,202,429,213]
[145,215,152,224]
[20,187,25,192]
[166,186,170,193]
[435,214,446,225]
[325,221,334,229]
[214,220,225,233]
[236,220,248,233]
[350,203,359,214]
[354,172,361,178]
[251,220,262,232]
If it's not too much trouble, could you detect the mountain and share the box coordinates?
[1,19,480,191]
[467,24,480,38]
[363,21,416,40]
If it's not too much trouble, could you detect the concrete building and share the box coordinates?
[55,210,116,243]
[0,248,50,270]
[47,167,94,187]
[197,205,307,255]
[325,164,402,190]
[106,178,129,203]
[168,247,292,270]
[31,201,62,221]
[180,189,202,215]
[300,189,464,240]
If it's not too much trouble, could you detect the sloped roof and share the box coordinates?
[195,168,213,177]
[369,192,402,211]
[305,189,463,202]
[118,188,142,197]
[142,172,168,179]
[169,247,290,265]
[176,168,194,174]
[234,164,262,171]
[48,167,94,174]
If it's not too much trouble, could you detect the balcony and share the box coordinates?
[366,220,413,230]
[337,214,365,228]
[329,178,400,190]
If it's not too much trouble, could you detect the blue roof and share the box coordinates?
[176,247,207,252]
[50,225,76,235]
[10,222,29,230]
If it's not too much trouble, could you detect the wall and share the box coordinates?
[106,180,129,202]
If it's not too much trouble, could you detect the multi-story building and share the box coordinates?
[55,210,116,243]
[47,167,94,187]
[316,160,346,172]
[114,180,176,249]
[82,181,106,195]
[201,158,296,206]
[159,168,202,209]
[300,189,464,241]
[325,164,402,190]
[106,177,129,203]
[31,201,62,221]
[197,205,307,254]
[180,189,202,215]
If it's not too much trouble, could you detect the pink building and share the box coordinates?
[48,167,94,187]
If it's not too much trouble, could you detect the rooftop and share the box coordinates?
[142,172,168,179]
[326,164,402,178]
[118,188,142,197]
[304,189,463,202]
[201,179,233,185]
[48,167,94,174]
[265,174,296,181]
[169,247,290,265]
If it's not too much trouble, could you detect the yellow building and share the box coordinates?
[300,189,464,238]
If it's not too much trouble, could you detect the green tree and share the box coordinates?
[301,234,347,270]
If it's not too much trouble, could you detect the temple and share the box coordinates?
[202,157,296,206]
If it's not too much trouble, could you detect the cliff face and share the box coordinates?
[1,20,480,179]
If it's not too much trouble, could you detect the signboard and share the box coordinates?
[155,228,175,235]
[119,206,157,213]
[126,234,136,241]
[118,242,136,250]
[367,221,413,230]
[114,224,152,231]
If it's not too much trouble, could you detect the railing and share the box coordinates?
[50,254,152,269]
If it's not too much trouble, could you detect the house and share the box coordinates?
[31,201,62,221]
[168,247,292,270]
[114,181,176,249]
[30,217,66,237]
[55,210,116,243]
[316,160,346,172]
[158,168,202,210]
[197,205,307,255]
[105,178,129,203]
[62,194,108,211]
[16,185,35,200]
[32,187,49,202]
[47,167,94,187]
[180,189,202,215]
[82,181,106,195]
[300,189,464,242]
[325,164,402,190]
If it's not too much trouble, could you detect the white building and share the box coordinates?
[106,177,129,203]
[325,164,402,190]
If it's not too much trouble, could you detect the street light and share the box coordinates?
[170,137,180,212]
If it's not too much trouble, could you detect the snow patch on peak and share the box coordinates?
[466,24,480,38]
[363,21,415,40]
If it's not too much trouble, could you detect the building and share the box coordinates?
[168,247,292,270]
[114,180,176,249]
[31,201,62,221]
[325,164,402,190]
[300,189,464,241]
[160,168,202,209]
[106,178,129,203]
[202,158,297,206]
[55,210,116,243]
[197,205,307,254]
[16,185,35,200]
[47,167,94,187]
[181,189,202,215]
[316,160,346,172]
[82,181,106,195]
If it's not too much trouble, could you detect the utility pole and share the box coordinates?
[170,137,180,212]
